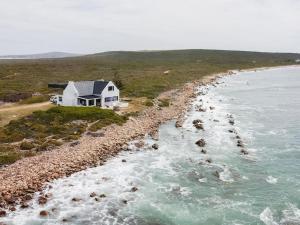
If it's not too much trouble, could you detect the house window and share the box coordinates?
[105,97,112,102]
[113,96,118,101]
[58,96,62,102]
[108,86,114,91]
[88,99,94,106]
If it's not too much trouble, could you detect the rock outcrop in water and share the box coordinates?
[195,139,206,147]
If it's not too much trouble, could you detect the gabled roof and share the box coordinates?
[73,80,110,96]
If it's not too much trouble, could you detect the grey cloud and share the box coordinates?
[0,0,299,54]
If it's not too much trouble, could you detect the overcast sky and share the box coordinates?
[0,0,299,55]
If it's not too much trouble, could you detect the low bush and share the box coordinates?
[0,106,127,144]
[158,98,170,107]
[144,99,154,107]
[20,141,35,150]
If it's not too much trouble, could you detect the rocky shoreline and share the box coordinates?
[0,74,221,212]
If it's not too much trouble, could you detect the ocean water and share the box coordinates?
[2,66,300,225]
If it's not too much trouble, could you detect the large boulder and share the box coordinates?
[0,210,6,217]
[40,210,49,217]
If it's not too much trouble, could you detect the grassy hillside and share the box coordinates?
[0,49,299,100]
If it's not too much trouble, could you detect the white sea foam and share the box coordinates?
[260,207,279,225]
[219,167,234,183]
[266,176,278,184]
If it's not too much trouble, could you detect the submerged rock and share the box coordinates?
[71,197,81,202]
[90,192,97,198]
[240,149,249,155]
[237,140,244,148]
[229,119,235,125]
[152,144,159,150]
[195,139,206,147]
[213,171,220,178]
[206,158,212,164]
[131,187,138,192]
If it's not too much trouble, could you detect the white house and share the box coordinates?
[52,80,121,108]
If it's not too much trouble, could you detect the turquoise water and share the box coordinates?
[2,66,300,225]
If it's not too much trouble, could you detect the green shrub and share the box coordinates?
[158,99,170,107]
[0,152,22,165]
[20,141,35,150]
[144,99,154,107]
[0,106,127,144]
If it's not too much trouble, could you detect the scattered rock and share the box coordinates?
[134,141,144,148]
[201,149,207,154]
[71,197,81,202]
[70,141,80,147]
[122,159,127,163]
[213,119,219,122]
[228,129,234,133]
[229,119,235,125]
[236,135,241,139]
[194,123,204,130]
[20,203,29,208]
[131,187,138,192]
[152,143,159,150]
[99,194,106,198]
[209,106,215,110]
[40,210,49,217]
[240,149,249,155]
[193,119,203,125]
[0,210,6,217]
[195,139,206,147]
[62,218,68,222]
[206,158,212,164]
[86,132,105,137]
[175,120,182,128]
[213,171,220,178]
[90,192,97,198]
[237,140,244,148]
[38,196,48,205]
[9,207,16,211]
[122,200,128,204]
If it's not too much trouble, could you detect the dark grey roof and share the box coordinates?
[73,80,109,96]
[93,81,109,95]
[78,95,100,99]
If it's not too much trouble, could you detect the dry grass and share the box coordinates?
[0,102,54,127]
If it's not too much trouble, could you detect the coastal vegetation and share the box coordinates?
[1,49,299,101]
[0,106,127,165]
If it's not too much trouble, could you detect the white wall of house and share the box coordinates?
[101,81,120,108]
[62,81,79,106]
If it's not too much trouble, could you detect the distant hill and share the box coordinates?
[0,49,299,101]
[0,52,81,59]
